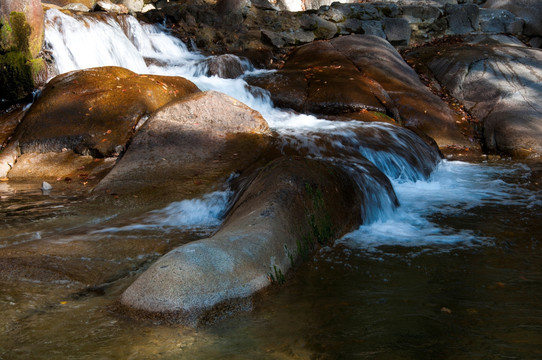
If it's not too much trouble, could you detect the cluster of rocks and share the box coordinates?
[43,0,154,14]
[37,0,542,63]
[134,0,542,58]
[2,0,542,327]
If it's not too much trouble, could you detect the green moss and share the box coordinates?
[372,111,394,122]
[28,57,45,76]
[0,12,40,103]
[0,50,34,102]
[305,182,334,244]
[0,19,14,52]
[9,12,31,56]
[269,265,285,285]
[289,182,336,268]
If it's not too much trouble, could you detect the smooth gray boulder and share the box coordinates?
[479,8,524,34]
[120,156,397,325]
[484,0,542,36]
[445,3,480,35]
[423,35,542,158]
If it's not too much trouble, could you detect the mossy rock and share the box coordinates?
[0,10,45,104]
[0,50,34,103]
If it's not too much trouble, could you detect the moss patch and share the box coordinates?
[0,50,34,102]
[0,12,39,104]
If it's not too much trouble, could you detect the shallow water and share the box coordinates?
[1,10,541,359]
[1,160,540,359]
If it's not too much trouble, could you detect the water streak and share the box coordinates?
[43,9,526,251]
[339,161,541,252]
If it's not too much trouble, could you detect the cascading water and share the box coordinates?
[1,9,540,360]
[40,7,542,252]
[43,8,444,226]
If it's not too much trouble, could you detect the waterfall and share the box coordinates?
[44,9,492,236]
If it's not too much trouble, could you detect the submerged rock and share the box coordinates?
[120,156,397,325]
[0,66,199,178]
[415,35,542,158]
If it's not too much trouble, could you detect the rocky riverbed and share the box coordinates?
[0,0,541,331]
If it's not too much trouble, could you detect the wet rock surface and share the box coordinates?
[409,35,542,159]
[120,156,395,325]
[0,90,271,287]
[247,35,472,150]
[0,67,199,178]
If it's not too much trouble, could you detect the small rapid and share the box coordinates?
[2,8,541,360]
[41,8,539,250]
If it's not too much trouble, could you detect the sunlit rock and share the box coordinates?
[0,66,199,178]
[45,0,97,9]
[94,90,272,200]
[120,156,397,325]
[413,35,542,159]
[247,35,471,150]
[246,40,386,115]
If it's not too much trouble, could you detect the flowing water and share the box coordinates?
[1,9,541,359]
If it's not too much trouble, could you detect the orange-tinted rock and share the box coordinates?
[15,66,199,157]
[46,0,97,9]
[246,40,386,115]
[330,35,471,149]
[247,35,472,151]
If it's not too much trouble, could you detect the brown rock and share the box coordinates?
[14,67,198,157]
[330,35,471,149]
[94,90,272,201]
[246,40,386,115]
[120,156,396,325]
[45,0,97,9]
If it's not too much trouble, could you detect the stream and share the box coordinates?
[0,9,541,359]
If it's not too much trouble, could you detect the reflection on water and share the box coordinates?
[1,160,541,359]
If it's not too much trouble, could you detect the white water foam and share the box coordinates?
[42,10,542,252]
[94,189,233,233]
[339,161,541,251]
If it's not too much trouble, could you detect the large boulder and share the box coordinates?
[0,66,199,178]
[329,35,470,149]
[246,40,387,116]
[94,90,272,201]
[120,156,397,325]
[484,0,542,36]
[247,35,472,151]
[0,91,270,288]
[415,35,542,158]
